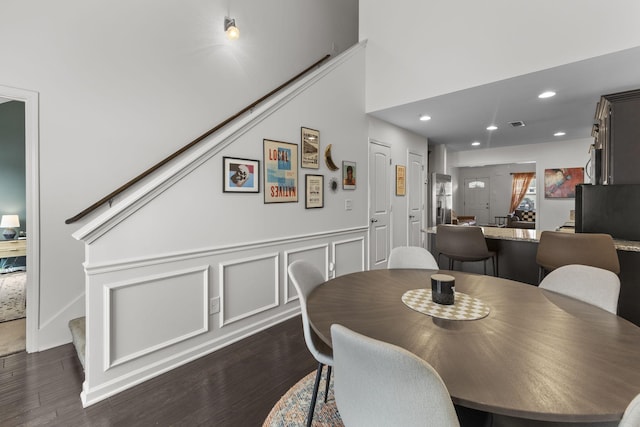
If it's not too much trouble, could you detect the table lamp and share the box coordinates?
[1,214,20,239]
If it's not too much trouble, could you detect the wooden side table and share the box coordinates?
[0,239,27,259]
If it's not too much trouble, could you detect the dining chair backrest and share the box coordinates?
[331,324,460,427]
[287,260,332,365]
[539,264,620,314]
[388,246,439,269]
[536,231,620,275]
[436,225,491,261]
[620,392,640,427]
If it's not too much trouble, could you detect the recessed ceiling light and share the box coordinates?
[538,91,556,99]
[471,141,481,146]
[554,131,566,137]
[486,125,498,131]
[419,114,431,121]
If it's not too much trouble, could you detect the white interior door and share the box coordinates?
[407,152,424,247]
[463,177,490,225]
[369,141,391,269]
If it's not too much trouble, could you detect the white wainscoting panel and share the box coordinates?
[283,244,329,303]
[372,224,388,265]
[332,236,366,277]
[219,253,279,327]
[104,265,209,369]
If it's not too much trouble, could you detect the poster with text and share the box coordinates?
[264,139,298,203]
[301,127,320,169]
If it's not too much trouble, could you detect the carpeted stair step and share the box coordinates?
[68,316,86,370]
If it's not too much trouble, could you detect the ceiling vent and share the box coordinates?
[509,120,526,128]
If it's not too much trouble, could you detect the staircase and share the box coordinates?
[68,317,85,369]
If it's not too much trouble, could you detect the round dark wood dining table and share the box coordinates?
[306,269,640,423]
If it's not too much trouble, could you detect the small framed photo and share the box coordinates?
[264,139,298,203]
[305,174,324,209]
[223,157,260,193]
[396,165,406,196]
[342,161,356,190]
[301,127,320,169]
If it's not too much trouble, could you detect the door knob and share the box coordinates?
[370,218,378,223]
[409,215,415,219]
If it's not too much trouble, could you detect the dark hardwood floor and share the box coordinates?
[0,315,316,426]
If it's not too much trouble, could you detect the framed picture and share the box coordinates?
[544,167,584,198]
[222,157,259,193]
[396,165,406,196]
[263,139,298,203]
[342,161,356,190]
[305,174,324,208]
[301,127,320,169]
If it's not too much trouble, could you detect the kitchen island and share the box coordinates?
[426,226,640,326]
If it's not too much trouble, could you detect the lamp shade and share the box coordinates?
[0,215,19,228]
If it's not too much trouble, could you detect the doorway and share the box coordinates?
[407,151,425,247]
[368,140,391,270]
[463,177,490,225]
[0,99,27,355]
[0,85,40,353]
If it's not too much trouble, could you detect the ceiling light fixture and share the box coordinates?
[538,91,556,99]
[419,114,431,121]
[224,17,240,40]
[471,141,481,146]
[554,131,566,137]
[486,125,498,131]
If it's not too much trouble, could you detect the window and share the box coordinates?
[467,180,486,189]
[517,178,536,210]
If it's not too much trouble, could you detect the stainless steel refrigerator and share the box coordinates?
[429,173,452,227]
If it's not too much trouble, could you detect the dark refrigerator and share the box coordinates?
[575,184,640,241]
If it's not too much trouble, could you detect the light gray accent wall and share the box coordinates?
[0,100,26,235]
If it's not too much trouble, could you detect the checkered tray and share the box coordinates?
[401,288,490,321]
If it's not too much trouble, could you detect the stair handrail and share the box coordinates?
[65,54,331,224]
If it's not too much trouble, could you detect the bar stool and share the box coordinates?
[535,231,620,283]
[436,224,498,276]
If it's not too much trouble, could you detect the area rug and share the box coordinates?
[0,272,26,323]
[263,370,344,427]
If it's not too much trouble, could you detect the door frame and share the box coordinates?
[1,85,40,352]
[368,139,392,269]
[406,150,425,247]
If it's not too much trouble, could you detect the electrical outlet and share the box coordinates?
[209,297,220,315]
[345,199,352,210]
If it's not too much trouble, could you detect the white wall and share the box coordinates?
[453,163,536,222]
[448,138,591,231]
[0,0,358,350]
[360,0,640,112]
[75,45,368,406]
[368,117,429,248]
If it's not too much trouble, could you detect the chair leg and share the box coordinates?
[307,362,324,427]
[449,258,454,270]
[483,259,487,275]
[538,266,545,284]
[493,255,498,277]
[324,365,332,403]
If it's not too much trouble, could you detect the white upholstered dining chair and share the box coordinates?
[331,324,460,427]
[539,264,620,314]
[620,392,640,427]
[388,246,439,269]
[287,260,333,427]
